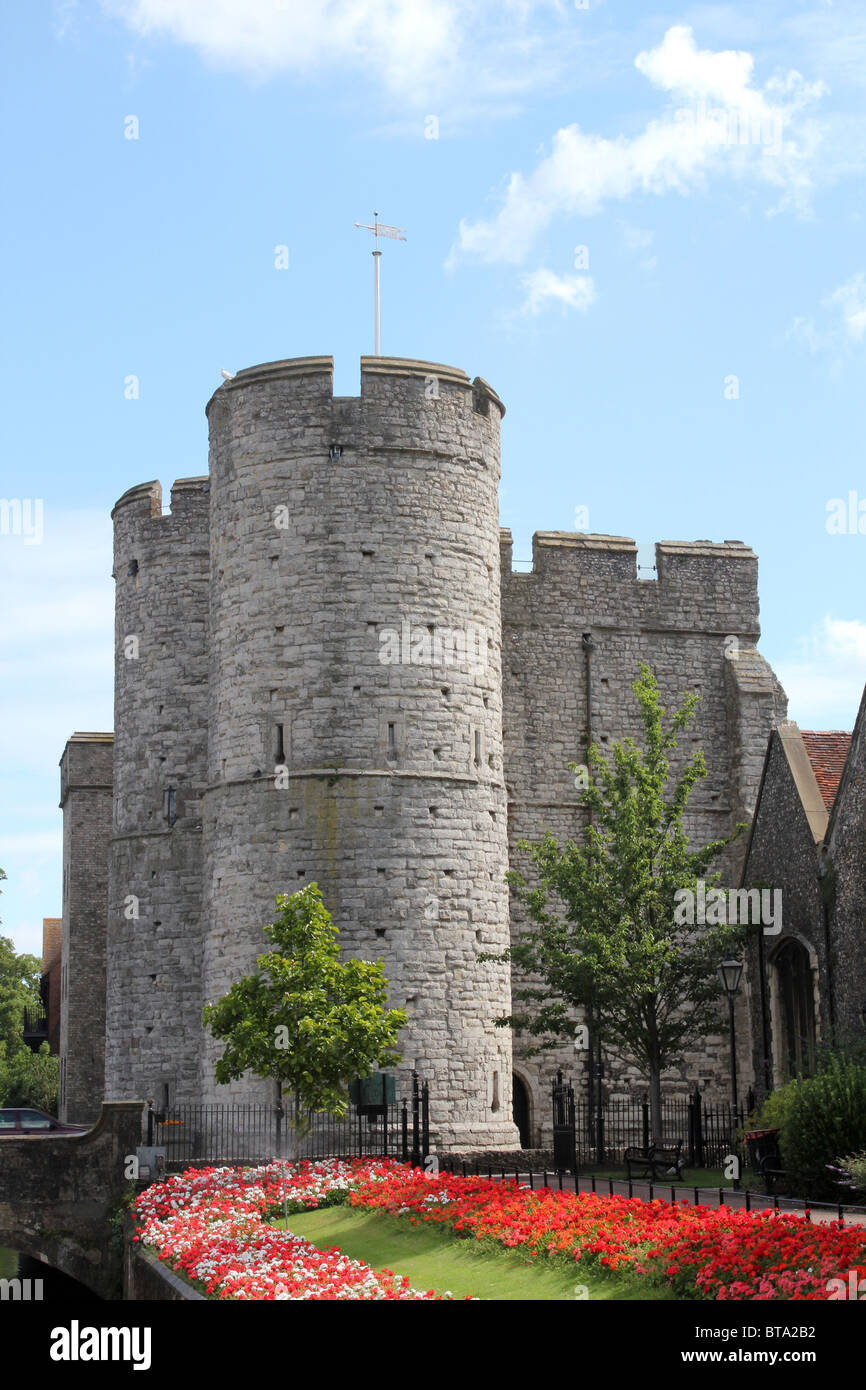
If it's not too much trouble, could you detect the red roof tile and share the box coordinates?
[800,731,851,811]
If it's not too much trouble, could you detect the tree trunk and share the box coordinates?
[649,1063,663,1145]
[288,1089,301,1165]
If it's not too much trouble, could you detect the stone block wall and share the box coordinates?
[105,477,210,1107]
[57,353,790,1154]
[201,356,518,1147]
[59,735,113,1124]
[826,688,866,1041]
[500,532,786,1140]
[740,729,828,1097]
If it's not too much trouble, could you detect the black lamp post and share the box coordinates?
[717,958,743,1190]
[717,958,743,1110]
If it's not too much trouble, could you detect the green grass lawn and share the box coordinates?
[278,1206,673,1301]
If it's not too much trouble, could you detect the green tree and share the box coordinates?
[501,664,747,1141]
[0,869,58,1112]
[0,870,43,1059]
[0,1043,59,1111]
[202,883,407,1161]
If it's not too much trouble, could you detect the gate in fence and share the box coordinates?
[147,1073,430,1169]
[551,1080,754,1171]
[552,1071,577,1172]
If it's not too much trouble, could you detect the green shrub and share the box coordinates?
[780,1054,866,1201]
[0,1042,59,1112]
[745,1078,802,1136]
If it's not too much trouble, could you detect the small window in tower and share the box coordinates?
[165,788,177,825]
[127,559,138,577]
[274,723,286,764]
[387,723,396,759]
[474,731,482,766]
[491,1071,500,1112]
[297,869,306,878]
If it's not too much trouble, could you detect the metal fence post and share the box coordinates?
[421,1081,430,1163]
[693,1089,704,1168]
[411,1071,421,1168]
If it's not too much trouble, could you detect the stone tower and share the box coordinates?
[105,477,210,1109]
[105,355,520,1150]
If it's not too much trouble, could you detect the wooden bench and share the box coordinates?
[744,1129,786,1195]
[624,1141,685,1183]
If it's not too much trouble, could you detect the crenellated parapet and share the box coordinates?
[501,531,760,637]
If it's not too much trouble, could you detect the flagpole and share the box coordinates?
[373,250,381,356]
[354,212,406,358]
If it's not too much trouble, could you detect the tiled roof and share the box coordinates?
[800,731,851,811]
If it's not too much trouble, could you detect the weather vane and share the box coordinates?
[354,211,407,356]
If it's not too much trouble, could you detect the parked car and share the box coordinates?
[0,1108,88,1136]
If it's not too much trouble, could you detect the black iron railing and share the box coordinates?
[561,1088,752,1170]
[146,1076,430,1170]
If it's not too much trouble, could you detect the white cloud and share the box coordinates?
[775,616,866,728]
[788,271,866,352]
[826,271,866,341]
[520,268,595,315]
[97,1,624,113]
[451,25,827,265]
[100,0,495,99]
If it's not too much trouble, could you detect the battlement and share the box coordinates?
[501,530,755,574]
[111,477,210,524]
[500,530,760,633]
[205,354,504,419]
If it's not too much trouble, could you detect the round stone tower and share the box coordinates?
[106,476,210,1107]
[202,355,519,1148]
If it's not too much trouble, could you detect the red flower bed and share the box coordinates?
[133,1159,448,1300]
[349,1167,866,1300]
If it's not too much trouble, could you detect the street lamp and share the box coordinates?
[717,958,743,1191]
[717,959,743,1109]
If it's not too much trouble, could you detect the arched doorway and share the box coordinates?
[773,938,816,1080]
[512,1074,531,1149]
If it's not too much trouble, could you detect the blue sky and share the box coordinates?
[2,0,866,955]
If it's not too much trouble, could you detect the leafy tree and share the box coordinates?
[202,883,407,1161]
[500,664,747,1141]
[0,1042,59,1111]
[0,870,43,1060]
